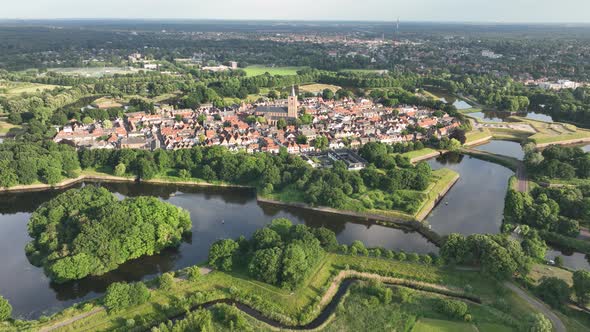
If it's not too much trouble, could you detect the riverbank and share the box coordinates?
[0,171,253,194]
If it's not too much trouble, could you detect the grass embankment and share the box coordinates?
[31,254,538,332]
[464,127,492,145]
[243,65,306,77]
[459,148,521,171]
[401,148,440,162]
[509,116,590,146]
[263,168,459,223]
[529,264,574,286]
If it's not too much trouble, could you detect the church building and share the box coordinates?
[255,86,298,124]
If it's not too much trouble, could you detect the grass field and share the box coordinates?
[243,65,306,77]
[465,127,492,145]
[412,318,477,332]
[401,148,439,161]
[529,264,573,286]
[0,81,64,97]
[511,116,590,145]
[0,120,21,135]
[299,83,341,94]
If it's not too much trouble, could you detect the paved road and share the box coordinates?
[39,307,104,332]
[504,282,565,332]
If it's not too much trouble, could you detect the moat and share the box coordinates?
[0,140,588,319]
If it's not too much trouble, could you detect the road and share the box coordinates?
[516,164,529,192]
[504,282,565,332]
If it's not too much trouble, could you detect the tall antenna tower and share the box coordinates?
[395,17,400,43]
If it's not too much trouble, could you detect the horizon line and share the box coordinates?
[0,18,589,25]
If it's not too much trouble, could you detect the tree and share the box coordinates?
[436,299,468,319]
[447,138,462,151]
[0,295,11,321]
[521,234,547,260]
[276,118,287,129]
[251,227,282,250]
[314,136,329,151]
[536,277,571,308]
[248,247,283,285]
[103,119,113,129]
[573,270,590,306]
[281,243,308,289]
[208,239,239,271]
[449,129,467,145]
[322,89,335,100]
[529,313,552,332]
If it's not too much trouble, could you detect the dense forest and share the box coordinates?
[26,186,192,282]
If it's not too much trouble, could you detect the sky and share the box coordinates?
[2,0,590,23]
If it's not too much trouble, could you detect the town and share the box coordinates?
[53,87,460,164]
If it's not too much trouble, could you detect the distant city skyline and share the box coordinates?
[2,0,590,23]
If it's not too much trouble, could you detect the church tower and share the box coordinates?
[288,85,298,118]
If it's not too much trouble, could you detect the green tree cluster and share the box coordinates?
[26,186,192,282]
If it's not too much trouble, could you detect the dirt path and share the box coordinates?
[516,164,529,193]
[504,282,565,332]
[38,307,104,332]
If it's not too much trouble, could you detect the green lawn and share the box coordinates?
[0,120,21,135]
[412,318,477,332]
[339,69,388,74]
[477,322,515,332]
[465,127,492,145]
[243,65,306,77]
[401,148,439,161]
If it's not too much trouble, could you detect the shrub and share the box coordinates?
[104,282,150,312]
[0,296,12,321]
[159,272,175,291]
[187,266,202,282]
[529,313,552,332]
[436,298,468,319]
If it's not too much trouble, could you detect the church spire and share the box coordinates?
[292,85,296,97]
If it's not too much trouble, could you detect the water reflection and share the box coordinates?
[470,111,554,123]
[425,153,514,236]
[474,140,524,160]
[0,182,437,319]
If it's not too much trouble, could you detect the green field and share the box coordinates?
[412,318,477,332]
[0,81,64,97]
[401,148,439,161]
[243,65,306,77]
[0,120,22,135]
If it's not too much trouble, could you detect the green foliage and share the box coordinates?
[212,304,250,331]
[248,247,283,285]
[26,186,192,282]
[159,272,175,291]
[528,313,552,332]
[186,266,202,282]
[440,233,531,279]
[435,298,468,319]
[0,295,12,321]
[573,270,590,306]
[535,277,571,309]
[153,309,213,332]
[104,282,150,312]
[208,239,239,272]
